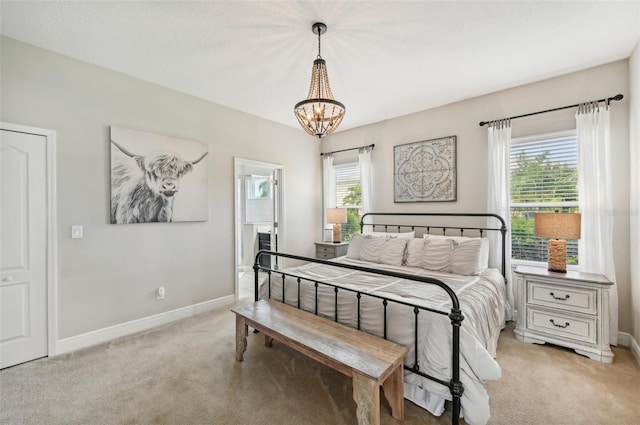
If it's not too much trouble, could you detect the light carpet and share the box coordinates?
[1,301,639,425]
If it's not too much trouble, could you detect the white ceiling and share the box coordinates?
[1,1,639,133]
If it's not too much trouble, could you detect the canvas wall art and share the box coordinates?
[394,136,457,202]
[110,126,209,224]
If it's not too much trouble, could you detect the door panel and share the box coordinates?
[0,129,48,369]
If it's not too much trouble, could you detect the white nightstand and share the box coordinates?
[314,241,349,259]
[514,265,614,363]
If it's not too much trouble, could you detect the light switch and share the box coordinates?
[71,225,83,239]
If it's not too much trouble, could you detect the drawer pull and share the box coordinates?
[549,292,570,301]
[549,319,570,328]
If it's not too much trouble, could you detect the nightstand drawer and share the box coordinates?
[316,251,335,260]
[316,245,337,255]
[528,281,596,315]
[527,307,597,344]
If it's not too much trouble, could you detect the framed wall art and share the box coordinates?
[394,135,457,203]
[110,126,209,224]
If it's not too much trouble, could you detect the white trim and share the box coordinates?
[617,332,630,346]
[55,295,235,355]
[511,259,579,272]
[233,158,285,302]
[0,122,59,357]
[617,332,640,366]
[510,128,577,145]
[632,335,640,366]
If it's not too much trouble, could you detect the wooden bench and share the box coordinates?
[232,300,409,425]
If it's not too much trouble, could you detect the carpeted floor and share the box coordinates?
[1,301,639,425]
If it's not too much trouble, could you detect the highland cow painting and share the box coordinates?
[110,126,209,224]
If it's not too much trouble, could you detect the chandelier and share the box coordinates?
[294,22,346,138]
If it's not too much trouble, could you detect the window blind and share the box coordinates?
[334,163,361,241]
[510,134,579,264]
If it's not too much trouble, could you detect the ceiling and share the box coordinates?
[1,1,639,134]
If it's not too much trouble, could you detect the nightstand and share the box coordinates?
[314,241,349,259]
[514,265,614,363]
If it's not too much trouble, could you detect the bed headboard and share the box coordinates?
[359,212,508,281]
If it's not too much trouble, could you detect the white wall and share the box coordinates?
[630,40,640,346]
[324,60,633,333]
[0,37,321,340]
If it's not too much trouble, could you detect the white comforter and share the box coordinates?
[258,257,506,425]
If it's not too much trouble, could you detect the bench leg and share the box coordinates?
[235,315,248,361]
[352,372,380,425]
[264,335,273,347]
[382,364,404,419]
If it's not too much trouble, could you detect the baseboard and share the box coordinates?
[617,331,640,366]
[55,295,236,355]
[630,334,640,366]
[617,332,630,347]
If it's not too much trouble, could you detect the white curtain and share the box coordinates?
[322,153,335,228]
[358,146,373,214]
[487,119,514,321]
[576,103,618,344]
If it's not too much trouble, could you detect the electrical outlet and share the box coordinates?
[71,225,84,239]
[156,286,165,300]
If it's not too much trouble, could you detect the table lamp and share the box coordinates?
[326,208,347,243]
[534,212,581,273]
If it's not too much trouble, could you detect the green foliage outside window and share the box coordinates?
[341,183,362,242]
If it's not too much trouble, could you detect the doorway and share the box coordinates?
[234,158,284,301]
[0,123,57,369]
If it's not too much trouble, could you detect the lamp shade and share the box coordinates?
[534,212,581,240]
[327,208,347,224]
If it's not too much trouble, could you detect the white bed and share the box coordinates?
[256,213,508,425]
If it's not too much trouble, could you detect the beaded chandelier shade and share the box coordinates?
[294,23,345,138]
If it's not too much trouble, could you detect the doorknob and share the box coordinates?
[2,276,13,282]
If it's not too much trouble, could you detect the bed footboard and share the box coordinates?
[253,251,465,425]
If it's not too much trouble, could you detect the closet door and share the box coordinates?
[0,128,48,369]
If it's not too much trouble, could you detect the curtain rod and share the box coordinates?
[320,143,375,156]
[478,94,624,127]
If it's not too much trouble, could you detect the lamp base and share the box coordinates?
[547,239,567,273]
[333,223,342,243]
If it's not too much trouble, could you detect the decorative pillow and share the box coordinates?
[359,236,387,263]
[422,238,453,272]
[449,238,484,276]
[346,234,365,260]
[365,230,415,239]
[424,234,490,270]
[405,238,426,268]
[378,238,409,266]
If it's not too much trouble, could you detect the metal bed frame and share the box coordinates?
[254,212,507,425]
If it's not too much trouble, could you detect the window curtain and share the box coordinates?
[576,103,618,345]
[322,153,335,229]
[487,119,514,321]
[358,146,373,213]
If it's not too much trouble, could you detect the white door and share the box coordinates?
[0,129,48,369]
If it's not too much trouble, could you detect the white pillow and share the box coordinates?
[365,230,415,239]
[449,238,484,276]
[346,234,365,260]
[360,236,387,263]
[378,238,409,266]
[405,238,426,268]
[422,238,453,272]
[424,234,489,270]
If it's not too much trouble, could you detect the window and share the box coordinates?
[334,162,361,241]
[510,131,579,265]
